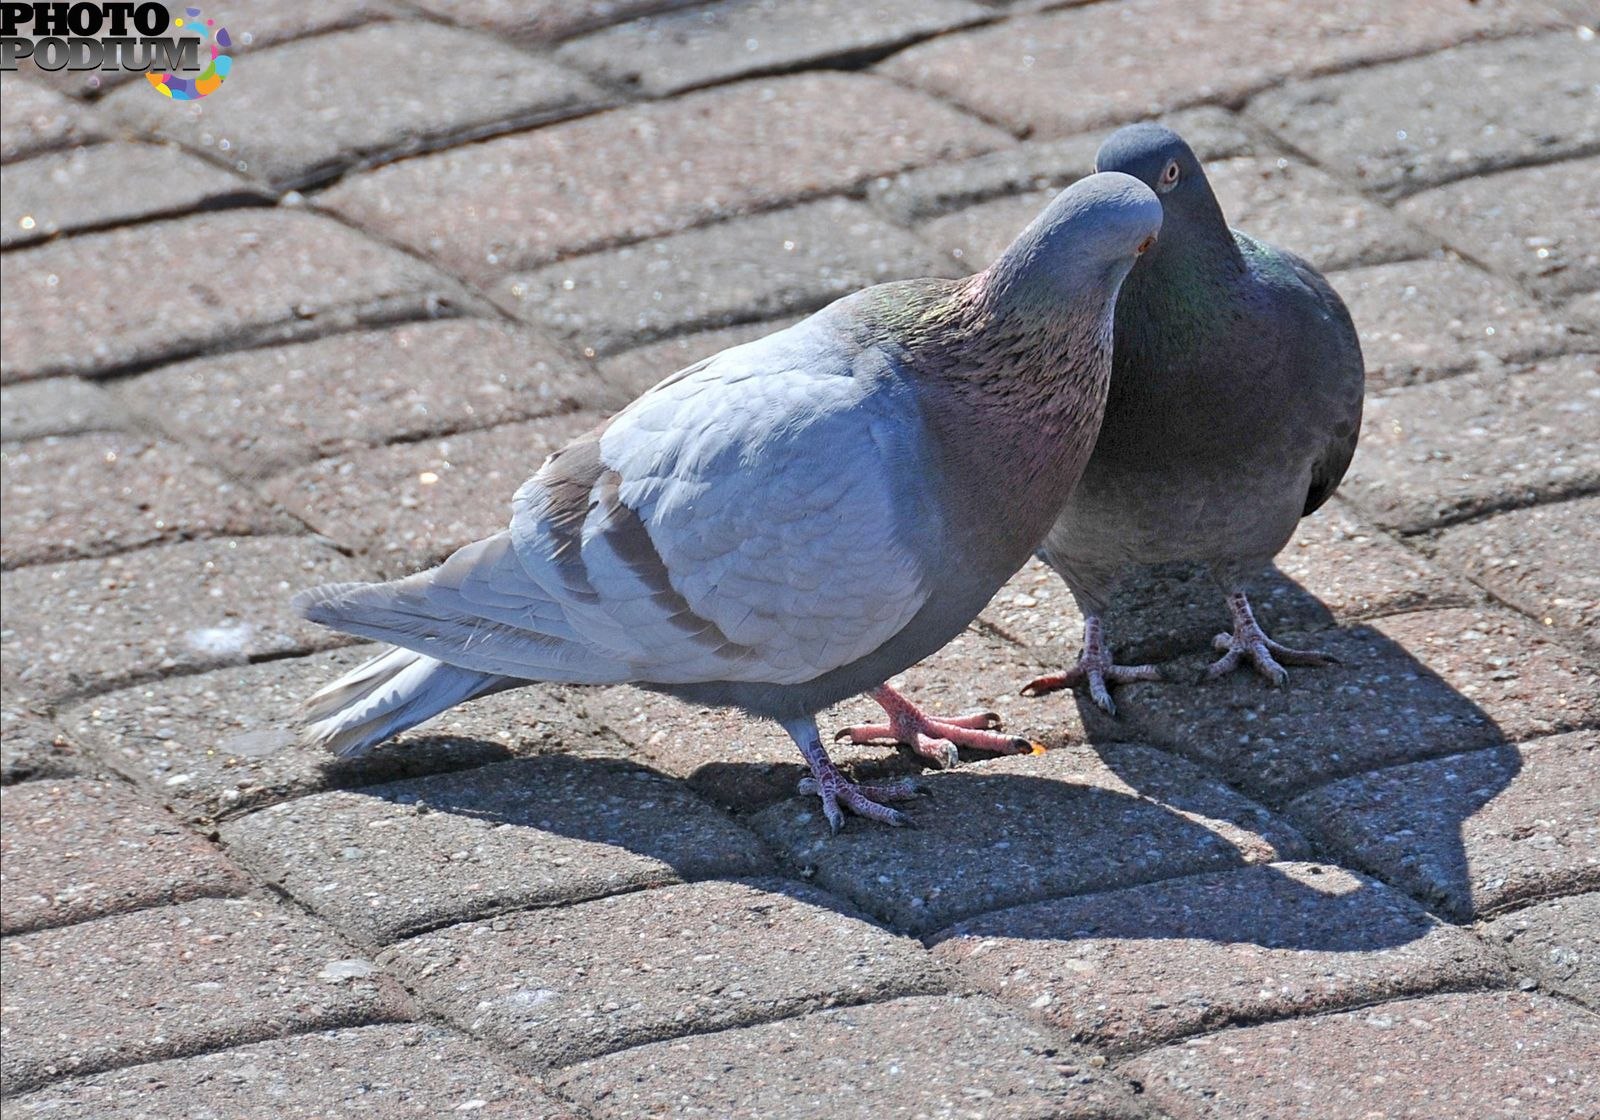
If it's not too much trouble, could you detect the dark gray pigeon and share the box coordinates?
[293,173,1162,830]
[1018,124,1365,714]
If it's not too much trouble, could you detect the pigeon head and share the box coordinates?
[1093,124,1230,258]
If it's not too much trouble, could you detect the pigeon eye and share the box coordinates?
[1158,161,1181,190]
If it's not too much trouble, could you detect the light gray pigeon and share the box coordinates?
[1017,123,1365,714]
[293,172,1162,830]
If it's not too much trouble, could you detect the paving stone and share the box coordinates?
[585,625,1086,813]
[1125,991,1600,1120]
[1288,731,1599,921]
[0,378,127,441]
[3,1023,574,1119]
[868,106,1256,226]
[319,72,1010,283]
[0,75,101,163]
[385,878,946,1069]
[596,318,797,400]
[116,320,615,478]
[0,896,411,1094]
[502,198,957,355]
[1340,353,1600,530]
[1564,289,1600,333]
[0,537,371,702]
[932,862,1509,1051]
[1249,31,1600,199]
[0,698,78,784]
[0,778,248,935]
[221,755,773,945]
[103,24,608,192]
[1486,891,1600,1009]
[551,994,1138,1120]
[1399,156,1600,299]
[1333,257,1576,391]
[879,0,1549,139]
[1,432,294,568]
[1112,607,1600,802]
[409,0,698,44]
[556,0,988,97]
[0,142,267,249]
[1431,496,1600,647]
[0,210,472,383]
[59,647,613,824]
[262,411,605,576]
[752,743,1307,936]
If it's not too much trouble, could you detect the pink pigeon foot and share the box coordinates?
[1020,614,1160,717]
[835,685,1043,770]
[1205,591,1340,687]
[788,720,920,832]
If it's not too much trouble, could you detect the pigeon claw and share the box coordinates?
[1205,628,1339,688]
[837,692,1024,766]
[798,774,920,832]
[1022,659,1161,717]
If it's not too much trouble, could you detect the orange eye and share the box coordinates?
[1158,160,1181,189]
[1136,234,1157,255]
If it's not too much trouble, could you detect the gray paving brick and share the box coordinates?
[1486,891,1600,1010]
[0,896,411,1094]
[103,24,608,191]
[0,698,79,784]
[1249,32,1600,199]
[0,378,128,441]
[0,142,267,249]
[1125,991,1600,1120]
[0,778,247,935]
[1340,354,1600,531]
[0,210,473,382]
[502,198,957,356]
[261,411,605,576]
[0,537,370,703]
[319,72,1010,283]
[385,878,946,1069]
[1288,731,1599,921]
[1399,156,1600,299]
[1564,288,1600,333]
[409,0,698,44]
[1431,496,1600,648]
[596,318,798,400]
[116,320,614,478]
[551,994,1139,1120]
[3,1023,575,1119]
[752,743,1307,936]
[556,0,988,97]
[879,0,1549,139]
[1334,257,1576,391]
[933,862,1509,1051]
[0,75,101,164]
[1,432,294,568]
[221,756,773,945]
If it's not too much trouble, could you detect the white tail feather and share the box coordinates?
[301,646,508,758]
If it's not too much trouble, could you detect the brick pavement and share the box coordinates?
[1,3,1596,1116]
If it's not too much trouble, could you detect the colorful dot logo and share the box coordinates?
[148,8,232,100]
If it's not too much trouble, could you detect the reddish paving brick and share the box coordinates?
[318,72,1010,282]
[1431,496,1600,648]
[556,0,988,96]
[0,378,127,441]
[116,320,614,478]
[752,743,1307,935]
[262,411,604,576]
[0,210,472,382]
[0,75,101,163]
[879,0,1549,138]
[0,537,370,702]
[1125,991,1600,1120]
[1,432,293,568]
[1287,731,1599,921]
[220,755,773,944]
[3,1023,575,1118]
[502,198,956,355]
[1399,156,1600,299]
[1249,31,1600,199]
[0,778,247,935]
[596,318,797,400]
[1333,257,1576,391]
[385,878,946,1069]
[104,24,608,191]
[409,0,698,44]
[0,142,266,249]
[933,862,1508,1052]
[551,995,1139,1120]
[1341,354,1600,531]
[0,896,411,1094]
[1486,891,1600,1010]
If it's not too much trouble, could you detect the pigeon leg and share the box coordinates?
[784,716,920,833]
[834,685,1042,770]
[1020,614,1161,717]
[1205,590,1340,687]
